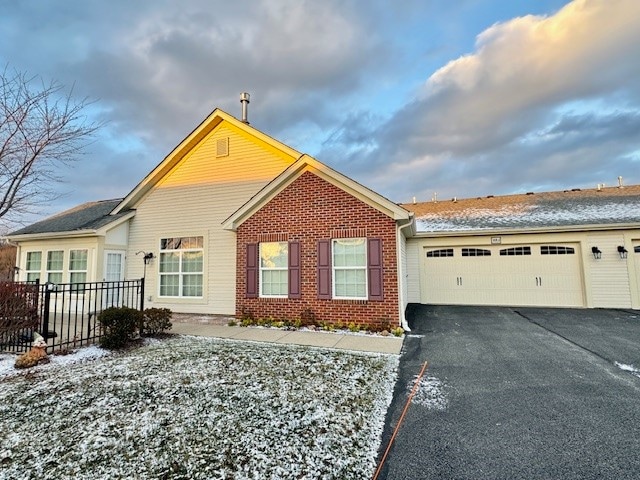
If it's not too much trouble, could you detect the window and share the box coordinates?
[541,245,575,255]
[500,246,531,256]
[426,249,454,258]
[634,246,640,253]
[332,238,367,299]
[260,242,288,297]
[25,251,42,282]
[159,236,204,297]
[47,251,64,284]
[69,250,88,291]
[461,248,491,257]
[246,241,300,299]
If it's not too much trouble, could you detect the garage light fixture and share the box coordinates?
[591,246,602,259]
[617,245,628,259]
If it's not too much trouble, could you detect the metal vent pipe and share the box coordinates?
[240,92,250,123]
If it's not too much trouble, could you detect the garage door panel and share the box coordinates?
[424,244,584,307]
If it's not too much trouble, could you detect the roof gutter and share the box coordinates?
[4,210,136,242]
[412,221,640,238]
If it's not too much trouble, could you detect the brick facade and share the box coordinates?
[235,171,399,329]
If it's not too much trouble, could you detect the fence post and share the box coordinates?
[139,278,145,336]
[42,284,51,341]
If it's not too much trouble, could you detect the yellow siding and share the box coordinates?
[587,233,632,308]
[126,122,297,315]
[158,124,293,189]
[105,222,129,247]
[406,240,421,303]
[632,239,640,309]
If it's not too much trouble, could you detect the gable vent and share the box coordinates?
[216,137,229,157]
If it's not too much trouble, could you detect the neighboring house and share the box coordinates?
[404,186,640,310]
[4,104,640,327]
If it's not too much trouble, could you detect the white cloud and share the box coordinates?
[356,0,640,200]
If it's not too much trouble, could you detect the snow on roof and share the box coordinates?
[404,185,640,233]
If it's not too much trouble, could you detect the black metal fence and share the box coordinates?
[0,279,144,354]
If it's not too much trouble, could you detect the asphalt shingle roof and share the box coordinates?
[8,199,130,236]
[403,185,640,233]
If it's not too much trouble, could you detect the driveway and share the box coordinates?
[377,305,640,480]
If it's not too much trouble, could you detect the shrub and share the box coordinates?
[300,308,318,327]
[98,307,142,350]
[0,281,38,336]
[392,327,405,337]
[240,306,255,322]
[347,322,361,333]
[143,308,172,335]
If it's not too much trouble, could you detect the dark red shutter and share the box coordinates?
[246,243,258,298]
[317,239,332,299]
[288,241,301,299]
[368,238,383,301]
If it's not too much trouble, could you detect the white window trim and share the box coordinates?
[332,238,368,300]
[259,242,288,298]
[158,236,204,299]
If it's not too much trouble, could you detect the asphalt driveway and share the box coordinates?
[376,305,640,480]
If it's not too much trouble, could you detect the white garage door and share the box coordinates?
[423,244,584,307]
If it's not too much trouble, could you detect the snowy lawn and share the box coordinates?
[0,336,398,480]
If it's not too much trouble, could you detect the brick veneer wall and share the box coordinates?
[236,171,399,329]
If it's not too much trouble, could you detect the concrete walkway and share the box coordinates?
[170,322,404,354]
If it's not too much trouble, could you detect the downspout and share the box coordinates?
[14,242,21,281]
[396,216,414,332]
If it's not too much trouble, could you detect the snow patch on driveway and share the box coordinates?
[615,361,640,378]
[408,375,448,410]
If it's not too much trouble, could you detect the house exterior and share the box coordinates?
[5,104,640,328]
[6,108,414,328]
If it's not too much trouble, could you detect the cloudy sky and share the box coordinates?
[1,0,638,227]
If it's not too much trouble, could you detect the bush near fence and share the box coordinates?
[0,279,144,354]
[0,281,39,346]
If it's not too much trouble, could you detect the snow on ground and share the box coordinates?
[407,374,449,410]
[0,336,398,480]
[615,361,640,378]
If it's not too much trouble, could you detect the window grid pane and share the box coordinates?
[69,250,88,271]
[26,252,42,271]
[48,272,63,284]
[160,275,180,297]
[47,251,64,270]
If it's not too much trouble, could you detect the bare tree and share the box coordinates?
[0,67,100,226]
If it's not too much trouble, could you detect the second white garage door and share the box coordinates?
[423,244,585,307]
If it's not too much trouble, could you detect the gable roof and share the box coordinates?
[406,185,640,234]
[6,199,134,240]
[111,108,301,214]
[222,154,413,231]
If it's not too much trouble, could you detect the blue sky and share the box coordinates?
[1,0,638,228]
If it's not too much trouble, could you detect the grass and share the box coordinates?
[0,336,398,479]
